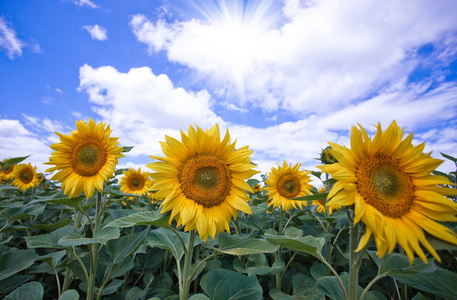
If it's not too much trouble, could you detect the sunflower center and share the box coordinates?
[128,176,145,191]
[2,166,14,175]
[179,155,231,208]
[356,154,414,218]
[71,139,108,177]
[20,169,34,184]
[277,175,301,198]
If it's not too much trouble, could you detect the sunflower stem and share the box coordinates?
[276,207,284,290]
[180,230,196,300]
[349,210,359,300]
[87,191,103,300]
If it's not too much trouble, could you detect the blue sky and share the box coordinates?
[1,0,457,181]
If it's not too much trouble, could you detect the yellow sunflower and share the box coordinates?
[311,187,340,215]
[119,168,152,196]
[11,163,40,191]
[318,121,457,264]
[147,124,259,242]
[253,184,262,194]
[45,118,124,198]
[0,159,16,181]
[264,161,313,211]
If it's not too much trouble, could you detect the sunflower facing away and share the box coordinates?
[147,124,259,241]
[264,161,313,211]
[312,187,340,215]
[119,168,152,196]
[318,120,457,263]
[11,163,40,191]
[45,119,124,198]
[0,158,16,181]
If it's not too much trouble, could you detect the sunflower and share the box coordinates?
[311,187,340,215]
[119,168,152,196]
[264,161,313,211]
[253,184,262,194]
[0,159,16,181]
[147,124,259,241]
[45,118,124,198]
[318,121,457,264]
[11,163,40,191]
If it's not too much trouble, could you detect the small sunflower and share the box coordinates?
[11,163,40,191]
[264,161,313,211]
[119,168,152,196]
[318,121,457,264]
[253,184,262,194]
[0,159,16,181]
[147,124,259,241]
[45,118,124,198]
[311,187,340,215]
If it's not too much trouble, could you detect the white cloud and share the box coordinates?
[83,24,108,41]
[23,114,65,133]
[0,119,52,173]
[69,0,98,9]
[130,0,457,115]
[78,64,224,157]
[0,16,25,59]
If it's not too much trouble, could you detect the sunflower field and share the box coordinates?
[1,119,457,300]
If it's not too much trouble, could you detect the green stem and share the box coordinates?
[180,230,196,300]
[359,273,389,300]
[86,191,103,300]
[276,208,284,290]
[69,247,89,283]
[318,252,348,300]
[169,227,188,253]
[188,252,218,282]
[349,211,359,300]
[96,265,117,300]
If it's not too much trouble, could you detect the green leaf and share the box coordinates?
[0,249,39,281]
[441,152,457,163]
[58,226,120,247]
[310,263,328,281]
[237,253,285,276]
[0,185,18,191]
[0,204,46,223]
[122,146,134,153]
[189,294,211,300]
[104,210,169,228]
[0,275,33,295]
[264,229,324,258]
[29,219,72,231]
[378,253,435,276]
[200,269,263,300]
[217,232,279,255]
[1,156,30,170]
[315,274,348,300]
[24,225,76,249]
[247,179,260,186]
[29,195,86,211]
[291,274,324,298]
[293,193,328,201]
[125,287,147,300]
[58,289,80,300]
[392,267,457,299]
[251,202,269,215]
[146,228,201,261]
[40,250,66,267]
[101,279,123,296]
[106,227,149,264]
[4,281,43,300]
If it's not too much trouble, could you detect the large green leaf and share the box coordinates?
[24,225,76,249]
[58,226,120,247]
[234,253,285,276]
[58,289,80,300]
[217,232,279,255]
[28,195,86,211]
[315,273,382,300]
[392,267,457,299]
[0,204,46,223]
[200,269,263,300]
[0,275,33,295]
[104,210,169,228]
[0,249,39,281]
[146,227,201,261]
[0,156,30,170]
[293,193,328,201]
[106,227,149,264]
[29,219,72,231]
[4,281,43,300]
[264,228,324,258]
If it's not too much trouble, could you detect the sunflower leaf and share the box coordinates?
[293,193,328,201]
[104,211,169,228]
[264,228,324,258]
[441,152,457,163]
[4,281,43,300]
[0,156,30,170]
[122,146,134,153]
[217,232,279,255]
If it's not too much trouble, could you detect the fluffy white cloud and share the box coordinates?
[78,64,224,157]
[83,24,108,41]
[0,119,53,172]
[130,0,457,115]
[68,0,98,9]
[0,17,25,59]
